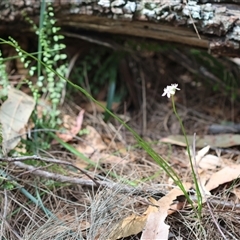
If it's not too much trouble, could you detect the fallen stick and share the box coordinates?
[0,155,164,198]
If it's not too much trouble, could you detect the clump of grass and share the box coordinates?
[21,177,142,239]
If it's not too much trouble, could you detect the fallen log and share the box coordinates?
[1,0,240,56]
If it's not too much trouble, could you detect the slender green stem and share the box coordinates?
[38,0,46,79]
[171,96,202,215]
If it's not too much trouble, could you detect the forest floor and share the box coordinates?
[2,40,240,239]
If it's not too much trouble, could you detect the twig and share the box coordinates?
[183,0,201,40]
[62,32,121,50]
[12,161,104,187]
[61,50,81,105]
[13,161,164,209]
[140,68,147,136]
[0,189,7,239]
[3,156,238,215]
[189,194,240,211]
[206,198,240,211]
[3,158,165,200]
[220,225,239,240]
[0,155,100,187]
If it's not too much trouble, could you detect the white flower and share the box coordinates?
[162,84,180,98]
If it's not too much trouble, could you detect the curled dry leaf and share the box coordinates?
[109,184,191,240]
[161,134,240,148]
[0,88,35,154]
[108,198,158,240]
[205,165,240,191]
[195,145,210,162]
[57,109,85,142]
[76,125,107,157]
[194,145,222,170]
[141,184,191,240]
[198,154,222,170]
[76,126,128,167]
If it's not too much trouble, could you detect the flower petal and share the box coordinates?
[162,83,180,98]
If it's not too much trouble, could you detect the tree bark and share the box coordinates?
[1,0,240,56]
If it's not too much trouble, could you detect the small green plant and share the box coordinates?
[71,47,112,96]
[0,2,68,155]
[162,83,202,215]
[190,49,239,100]
[22,2,67,128]
[71,47,126,121]
[0,50,9,98]
[36,4,67,105]
[0,176,15,190]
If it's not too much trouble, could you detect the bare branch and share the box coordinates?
[0,155,100,187]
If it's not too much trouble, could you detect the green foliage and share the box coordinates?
[0,177,15,190]
[36,4,67,104]
[0,2,67,156]
[79,127,90,136]
[22,3,67,127]
[71,47,117,95]
[71,47,126,120]
[190,49,239,99]
[44,179,69,190]
[0,50,9,98]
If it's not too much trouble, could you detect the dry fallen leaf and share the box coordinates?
[141,184,191,240]
[205,165,240,191]
[161,134,240,148]
[192,145,222,170]
[109,184,191,240]
[57,109,84,142]
[195,145,210,162]
[198,154,222,170]
[142,211,170,239]
[76,125,107,157]
[91,153,128,165]
[108,198,158,239]
[0,87,35,154]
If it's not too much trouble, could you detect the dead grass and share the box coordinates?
[2,168,240,239]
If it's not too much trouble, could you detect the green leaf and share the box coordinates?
[60,54,67,60]
[53,35,58,41]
